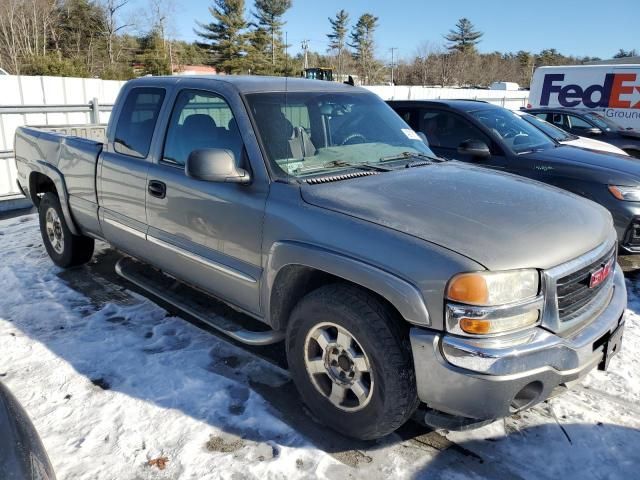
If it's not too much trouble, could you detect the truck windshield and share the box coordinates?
[471,109,556,154]
[519,113,576,142]
[245,91,434,178]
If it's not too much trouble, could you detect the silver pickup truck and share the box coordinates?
[14,76,626,440]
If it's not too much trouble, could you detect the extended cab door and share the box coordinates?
[98,87,166,252]
[144,87,268,316]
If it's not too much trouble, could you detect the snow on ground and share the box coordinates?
[1,213,639,480]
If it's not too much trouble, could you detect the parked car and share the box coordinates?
[389,99,640,256]
[15,76,626,440]
[525,107,640,158]
[528,64,640,131]
[515,110,629,156]
[0,381,56,479]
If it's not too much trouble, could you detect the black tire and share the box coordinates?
[38,192,94,268]
[624,149,640,159]
[286,284,419,440]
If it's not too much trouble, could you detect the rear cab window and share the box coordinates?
[114,88,166,158]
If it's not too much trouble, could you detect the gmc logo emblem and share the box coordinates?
[589,259,614,289]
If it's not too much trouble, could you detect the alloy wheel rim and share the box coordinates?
[304,322,374,412]
[45,207,64,254]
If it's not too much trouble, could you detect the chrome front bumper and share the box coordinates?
[410,266,627,421]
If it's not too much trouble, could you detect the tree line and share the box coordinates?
[0,1,636,86]
[197,7,634,87]
[195,1,384,84]
[0,0,205,79]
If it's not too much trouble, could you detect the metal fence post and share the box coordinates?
[90,97,100,124]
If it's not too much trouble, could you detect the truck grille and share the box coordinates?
[556,247,615,322]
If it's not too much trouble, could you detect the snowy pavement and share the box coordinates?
[1,213,639,480]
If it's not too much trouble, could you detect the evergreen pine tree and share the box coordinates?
[252,0,291,71]
[349,13,378,85]
[444,18,483,53]
[327,9,349,80]
[196,0,249,74]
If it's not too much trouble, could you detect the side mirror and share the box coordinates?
[586,127,603,136]
[458,139,491,159]
[186,149,250,184]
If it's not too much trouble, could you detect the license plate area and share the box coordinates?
[598,323,624,371]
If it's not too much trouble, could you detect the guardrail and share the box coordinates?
[0,98,113,124]
[0,101,113,198]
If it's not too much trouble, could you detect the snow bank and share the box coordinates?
[1,214,639,479]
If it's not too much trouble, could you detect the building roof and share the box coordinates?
[173,65,218,75]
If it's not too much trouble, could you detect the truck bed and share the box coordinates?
[14,125,105,236]
[34,124,107,143]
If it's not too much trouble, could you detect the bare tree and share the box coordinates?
[147,0,176,71]
[101,0,132,65]
[0,0,57,74]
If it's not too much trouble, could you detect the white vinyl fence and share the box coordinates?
[0,75,125,198]
[365,85,530,110]
[0,76,530,200]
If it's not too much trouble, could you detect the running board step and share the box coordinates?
[115,256,285,346]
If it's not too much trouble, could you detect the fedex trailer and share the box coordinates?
[529,65,640,130]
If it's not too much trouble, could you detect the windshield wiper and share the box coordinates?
[518,147,548,154]
[321,160,393,172]
[294,160,391,177]
[379,151,445,164]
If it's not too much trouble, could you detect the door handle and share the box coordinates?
[148,180,166,199]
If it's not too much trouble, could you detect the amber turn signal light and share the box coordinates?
[446,273,489,305]
[459,318,492,335]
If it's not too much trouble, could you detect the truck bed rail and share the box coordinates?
[29,124,107,143]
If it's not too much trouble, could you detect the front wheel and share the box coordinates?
[286,284,419,440]
[39,192,94,268]
[623,149,640,159]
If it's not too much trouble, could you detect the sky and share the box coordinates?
[146,0,639,61]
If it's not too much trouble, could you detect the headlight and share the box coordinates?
[446,270,539,306]
[608,185,640,202]
[445,269,542,336]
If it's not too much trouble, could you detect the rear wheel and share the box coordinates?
[39,192,94,268]
[286,284,419,440]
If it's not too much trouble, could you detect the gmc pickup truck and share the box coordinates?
[15,76,626,440]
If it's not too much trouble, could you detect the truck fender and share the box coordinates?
[30,160,80,236]
[263,241,431,328]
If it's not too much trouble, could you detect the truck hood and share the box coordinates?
[300,162,613,271]
[564,137,628,156]
[528,145,640,181]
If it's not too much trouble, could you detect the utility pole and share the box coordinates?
[390,47,398,85]
[301,39,310,69]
